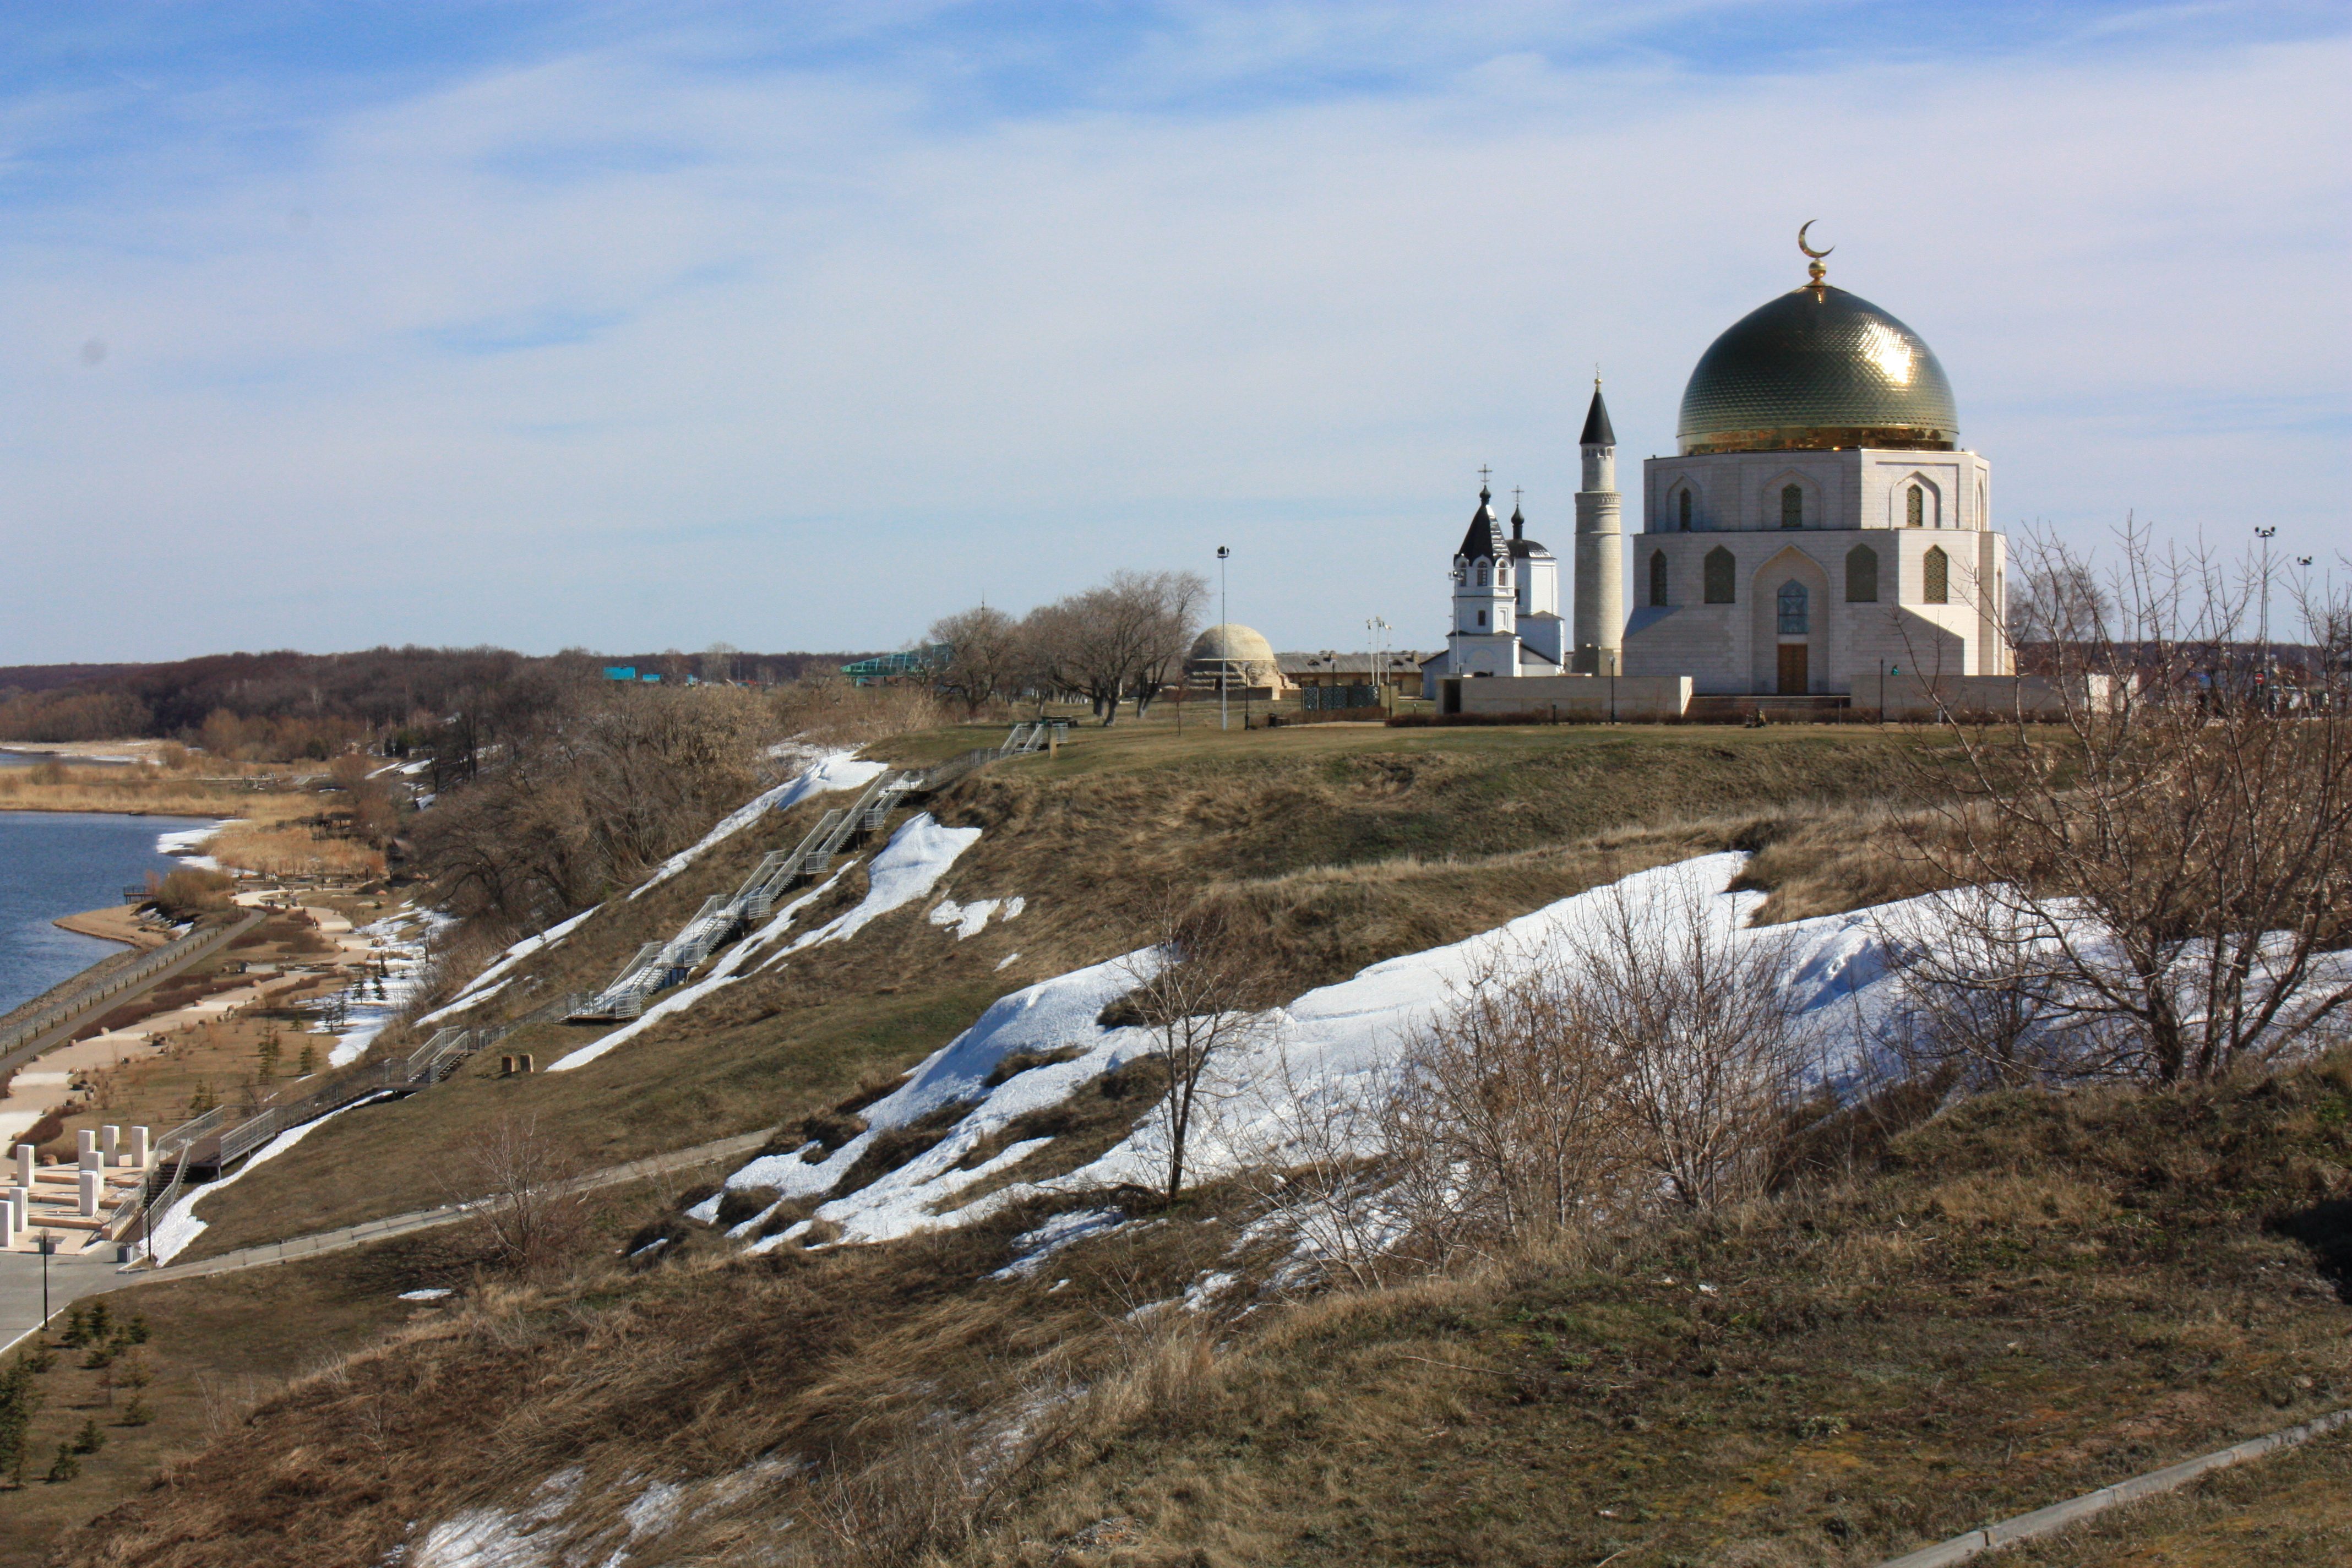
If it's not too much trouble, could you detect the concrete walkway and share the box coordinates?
[0,1128,769,1351]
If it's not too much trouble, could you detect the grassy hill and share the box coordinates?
[20,716,2348,1566]
[172,720,1937,1260]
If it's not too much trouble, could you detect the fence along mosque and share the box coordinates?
[1427,231,2024,718]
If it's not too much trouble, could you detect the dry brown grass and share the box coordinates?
[203,818,384,879]
[0,763,302,819]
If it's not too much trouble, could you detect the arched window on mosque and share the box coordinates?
[1649,550,1668,607]
[1978,484,1987,528]
[1923,545,1950,605]
[1777,580,1809,635]
[1907,484,1926,529]
[1845,544,1879,603]
[1781,484,1803,529]
[1703,547,1735,604]
[1476,563,1489,586]
[1678,489,1693,531]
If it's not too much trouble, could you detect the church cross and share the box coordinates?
[1478,464,1491,489]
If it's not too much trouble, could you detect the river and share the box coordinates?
[0,812,224,1016]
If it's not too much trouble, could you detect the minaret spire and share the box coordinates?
[1572,374,1624,675]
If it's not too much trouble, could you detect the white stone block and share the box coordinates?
[11,1145,30,1188]
[77,1128,97,1158]
[79,1148,102,1174]
[78,1169,102,1218]
[129,1126,151,1168]
[103,1124,121,1166]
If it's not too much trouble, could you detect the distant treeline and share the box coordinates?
[0,645,887,758]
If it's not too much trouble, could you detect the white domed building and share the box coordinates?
[1622,262,2006,696]
[1187,623,1291,696]
[1428,243,2022,717]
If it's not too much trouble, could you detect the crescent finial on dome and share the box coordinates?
[1798,220,1833,290]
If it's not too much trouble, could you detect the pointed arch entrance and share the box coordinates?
[1750,545,1830,695]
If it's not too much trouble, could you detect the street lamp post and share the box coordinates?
[1366,615,1390,714]
[1217,546,1232,732]
[37,1230,56,1331]
[2256,527,2277,711]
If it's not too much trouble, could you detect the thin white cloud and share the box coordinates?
[0,12,2343,661]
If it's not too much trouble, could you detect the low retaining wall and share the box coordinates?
[1436,674,1693,721]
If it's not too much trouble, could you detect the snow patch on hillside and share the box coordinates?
[692,949,1162,1239]
[143,1090,403,1265]
[772,813,982,959]
[443,905,601,1009]
[685,853,1994,1265]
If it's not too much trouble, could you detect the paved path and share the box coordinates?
[0,1128,769,1351]
[0,909,266,1081]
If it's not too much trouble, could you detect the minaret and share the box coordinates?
[1571,378,1624,674]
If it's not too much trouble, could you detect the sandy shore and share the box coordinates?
[53,905,175,950]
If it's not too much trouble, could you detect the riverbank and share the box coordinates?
[55,903,175,949]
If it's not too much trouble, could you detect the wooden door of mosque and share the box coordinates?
[1777,644,1809,695]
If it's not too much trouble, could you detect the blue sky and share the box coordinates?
[2,2,2345,662]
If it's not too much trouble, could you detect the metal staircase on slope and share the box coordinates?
[566,770,917,1022]
[562,729,1063,1027]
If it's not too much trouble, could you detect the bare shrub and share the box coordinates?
[1381,958,1628,1264]
[1914,526,2352,1082]
[771,676,945,747]
[145,865,233,919]
[1577,877,1805,1210]
[1386,871,1805,1259]
[442,1114,594,1283]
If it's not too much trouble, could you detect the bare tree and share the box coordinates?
[443,1113,594,1282]
[927,605,1022,717]
[1122,570,1208,719]
[1910,526,2352,1083]
[1118,897,1275,1202]
[1017,570,1208,726]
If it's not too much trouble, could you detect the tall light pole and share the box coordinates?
[1366,615,1390,712]
[2257,526,2277,709]
[1217,546,1232,732]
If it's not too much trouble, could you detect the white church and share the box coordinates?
[1424,240,2021,718]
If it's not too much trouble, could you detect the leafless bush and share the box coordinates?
[1385,872,1805,1260]
[1915,525,2352,1082]
[442,1114,595,1283]
[772,676,945,746]
[145,865,233,919]
[1381,959,1628,1264]
[1578,877,1805,1210]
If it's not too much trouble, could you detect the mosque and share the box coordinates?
[1423,236,2017,715]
